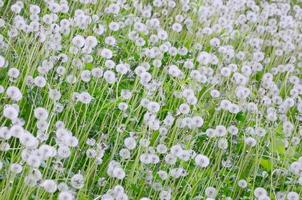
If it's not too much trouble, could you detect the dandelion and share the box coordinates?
[79,92,93,104]
[178,103,190,115]
[6,86,22,101]
[0,55,6,68]
[103,70,116,84]
[113,167,126,179]
[124,137,136,150]
[159,190,171,200]
[238,179,248,189]
[119,148,130,160]
[0,0,301,199]
[34,76,46,88]
[254,187,268,198]
[20,132,39,148]
[91,67,103,78]
[245,137,257,147]
[71,174,84,189]
[34,107,48,120]
[8,68,20,79]
[107,160,125,179]
[57,145,71,158]
[58,191,74,200]
[195,154,210,168]
[41,179,57,193]
[72,35,85,48]
[100,48,113,59]
[10,163,23,174]
[0,126,11,140]
[3,105,19,121]
[205,187,217,198]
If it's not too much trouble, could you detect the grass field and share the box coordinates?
[0,0,302,199]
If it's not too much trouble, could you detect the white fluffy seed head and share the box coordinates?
[71,174,84,189]
[0,55,6,68]
[100,48,113,59]
[34,76,46,88]
[3,105,19,121]
[124,137,136,150]
[178,103,190,115]
[34,107,48,120]
[58,191,74,200]
[72,35,85,48]
[194,154,210,168]
[41,179,57,193]
[103,70,116,84]
[6,86,22,101]
[0,126,11,140]
[10,163,23,174]
[8,68,20,79]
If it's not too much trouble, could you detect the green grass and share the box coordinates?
[0,0,302,200]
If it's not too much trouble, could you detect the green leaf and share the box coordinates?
[271,137,285,155]
[86,63,93,70]
[255,72,262,81]
[235,112,246,122]
[259,159,273,171]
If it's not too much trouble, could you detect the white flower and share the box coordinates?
[49,89,61,101]
[57,145,71,158]
[39,144,56,159]
[3,105,19,120]
[172,23,182,32]
[29,4,40,14]
[34,107,48,120]
[58,191,74,200]
[20,132,38,148]
[157,144,168,154]
[105,36,116,46]
[72,35,85,48]
[0,85,4,93]
[0,126,11,140]
[120,89,132,100]
[238,179,248,188]
[159,190,171,200]
[41,179,57,193]
[79,92,93,104]
[107,160,125,179]
[0,55,6,68]
[6,86,22,101]
[34,76,46,88]
[118,102,128,111]
[10,163,22,173]
[197,52,211,65]
[113,167,125,179]
[119,148,131,159]
[71,174,84,189]
[192,116,204,128]
[85,36,98,48]
[100,48,113,59]
[147,101,160,113]
[109,22,120,31]
[287,192,299,200]
[124,137,136,150]
[194,154,210,168]
[244,137,257,147]
[91,67,103,78]
[254,187,267,198]
[205,187,217,198]
[8,68,20,79]
[178,103,190,115]
[103,70,116,84]
[116,63,129,75]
